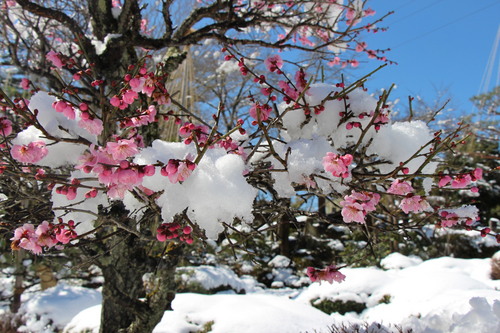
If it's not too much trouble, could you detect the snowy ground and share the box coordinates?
[3,253,500,333]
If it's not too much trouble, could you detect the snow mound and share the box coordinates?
[19,283,101,332]
[381,252,423,269]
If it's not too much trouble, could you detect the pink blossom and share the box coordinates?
[11,141,48,164]
[122,89,138,105]
[105,138,139,160]
[340,190,380,224]
[440,211,459,228]
[54,222,77,244]
[46,50,64,68]
[350,59,359,68]
[278,80,299,100]
[52,100,76,119]
[387,179,414,196]
[350,191,380,212]
[157,222,194,244]
[78,117,104,135]
[340,201,366,223]
[20,78,30,90]
[364,8,376,16]
[35,221,57,248]
[355,42,366,52]
[0,117,12,136]
[110,96,128,110]
[471,168,483,181]
[141,77,156,96]
[11,223,41,254]
[106,183,133,199]
[3,0,16,8]
[129,77,145,92]
[451,174,472,188]
[373,112,389,127]
[114,168,141,185]
[322,152,353,178]
[161,159,196,183]
[179,122,209,144]
[301,175,316,190]
[327,57,341,67]
[140,19,151,35]
[66,186,78,200]
[400,195,431,214]
[294,69,307,92]
[439,206,479,228]
[264,54,283,73]
[306,265,345,284]
[438,175,452,187]
[249,103,272,122]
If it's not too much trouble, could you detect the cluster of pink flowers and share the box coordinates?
[322,152,353,178]
[249,102,272,123]
[387,179,413,196]
[387,179,431,214]
[52,99,76,119]
[76,137,156,199]
[46,50,64,69]
[160,158,196,184]
[120,105,157,129]
[372,111,390,131]
[264,54,283,73]
[179,122,209,145]
[11,141,48,164]
[399,195,432,214]
[79,110,104,135]
[439,209,479,228]
[20,78,30,90]
[10,220,77,254]
[340,190,380,223]
[110,66,170,110]
[0,117,13,136]
[306,265,346,284]
[156,222,193,244]
[438,168,483,190]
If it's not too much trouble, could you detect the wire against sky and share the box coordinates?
[392,0,500,50]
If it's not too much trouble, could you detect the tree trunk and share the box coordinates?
[10,250,25,314]
[89,204,183,333]
[97,231,182,333]
[278,198,291,257]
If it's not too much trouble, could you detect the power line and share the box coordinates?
[389,0,448,26]
[393,0,500,49]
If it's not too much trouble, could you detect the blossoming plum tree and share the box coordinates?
[0,1,496,332]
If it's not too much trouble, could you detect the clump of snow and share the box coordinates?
[403,297,500,333]
[12,92,93,168]
[261,83,439,197]
[177,265,256,293]
[19,283,101,332]
[268,255,292,268]
[366,120,437,174]
[298,255,500,330]
[168,293,336,333]
[12,256,500,333]
[137,142,257,239]
[380,252,423,270]
[91,34,122,55]
[63,305,101,333]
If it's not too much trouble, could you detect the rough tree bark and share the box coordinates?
[89,205,183,333]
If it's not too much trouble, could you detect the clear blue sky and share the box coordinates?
[356,0,500,116]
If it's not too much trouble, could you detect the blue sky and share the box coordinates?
[356,0,500,116]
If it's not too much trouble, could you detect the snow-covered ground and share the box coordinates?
[4,253,500,333]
